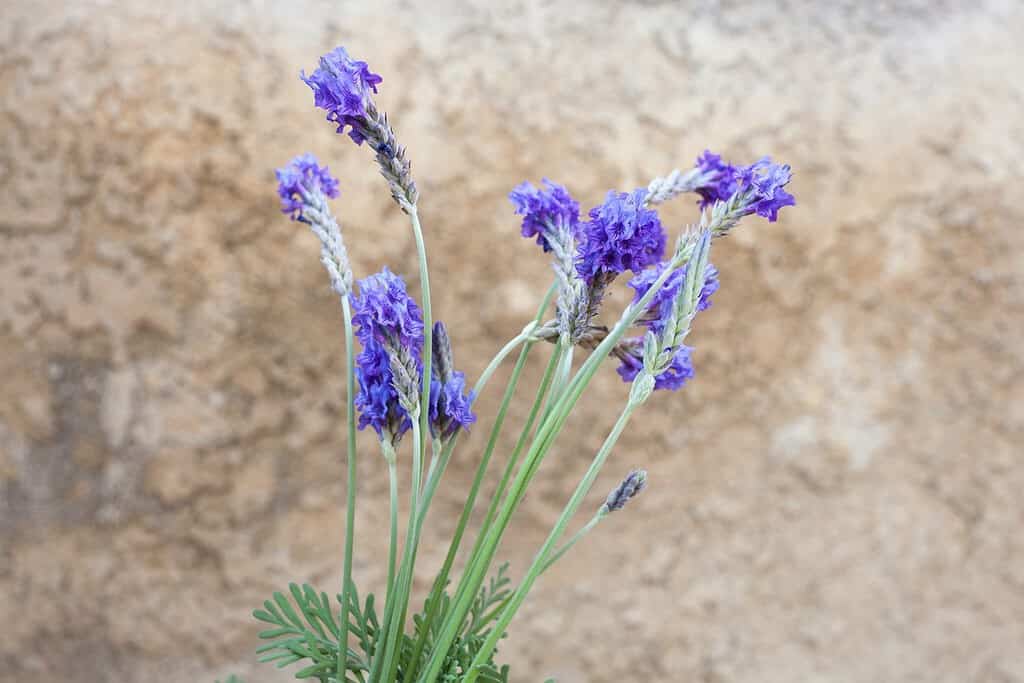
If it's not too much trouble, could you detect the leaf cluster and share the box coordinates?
[251,568,512,683]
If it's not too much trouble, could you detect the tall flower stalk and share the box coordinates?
[250,46,796,683]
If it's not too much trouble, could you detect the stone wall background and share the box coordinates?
[2,1,1022,682]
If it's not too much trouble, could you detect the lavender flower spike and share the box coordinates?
[302,47,418,212]
[351,268,425,441]
[576,189,666,285]
[350,267,424,351]
[604,469,648,512]
[275,152,340,220]
[275,153,351,297]
[734,157,795,221]
[429,322,476,439]
[354,337,412,443]
[509,179,581,252]
[301,47,382,144]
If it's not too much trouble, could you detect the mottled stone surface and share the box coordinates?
[2,1,1023,682]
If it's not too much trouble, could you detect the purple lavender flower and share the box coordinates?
[429,372,476,438]
[354,337,412,440]
[576,189,666,284]
[616,340,695,391]
[693,150,738,209]
[301,47,383,145]
[628,261,720,334]
[275,153,340,221]
[350,268,425,441]
[509,179,581,252]
[428,321,476,438]
[734,157,795,221]
[351,268,424,351]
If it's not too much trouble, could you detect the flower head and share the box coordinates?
[351,268,424,351]
[615,339,695,392]
[354,337,412,441]
[430,371,476,439]
[693,150,738,209]
[604,469,648,512]
[735,157,795,221]
[628,261,720,334]
[275,153,340,221]
[509,179,581,252]
[428,321,476,438]
[301,47,383,144]
[576,189,666,284]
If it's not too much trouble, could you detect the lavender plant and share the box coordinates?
[248,46,795,683]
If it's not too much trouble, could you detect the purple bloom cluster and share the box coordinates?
[613,259,719,392]
[351,271,474,441]
[301,47,383,145]
[691,150,795,222]
[351,269,423,441]
[693,150,739,209]
[628,261,720,334]
[429,371,476,439]
[735,157,795,221]
[508,179,581,252]
[616,340,695,391]
[275,153,340,221]
[576,189,666,284]
[351,267,424,351]
[428,321,476,439]
[354,337,412,439]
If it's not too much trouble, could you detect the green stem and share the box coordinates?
[376,420,424,683]
[478,509,606,628]
[544,336,574,420]
[539,507,607,573]
[403,284,556,681]
[418,255,685,683]
[414,318,540,524]
[338,297,358,681]
[442,343,563,628]
[374,208,432,683]
[411,208,433,469]
[383,445,399,603]
[463,403,640,683]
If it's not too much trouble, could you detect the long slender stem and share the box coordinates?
[539,507,606,573]
[373,208,433,683]
[385,451,399,602]
[463,404,639,683]
[479,510,604,627]
[338,297,358,681]
[418,255,685,683]
[544,337,574,420]
[441,344,563,628]
[411,208,433,467]
[414,318,540,524]
[403,284,556,681]
[376,420,423,683]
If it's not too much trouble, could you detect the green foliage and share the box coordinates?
[253,570,511,683]
[467,563,512,637]
[215,677,245,683]
[253,581,372,682]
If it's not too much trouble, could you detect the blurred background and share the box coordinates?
[2,1,1023,682]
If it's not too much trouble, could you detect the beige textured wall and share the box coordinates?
[2,1,1023,682]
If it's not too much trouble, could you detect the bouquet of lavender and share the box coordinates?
[248,46,794,683]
